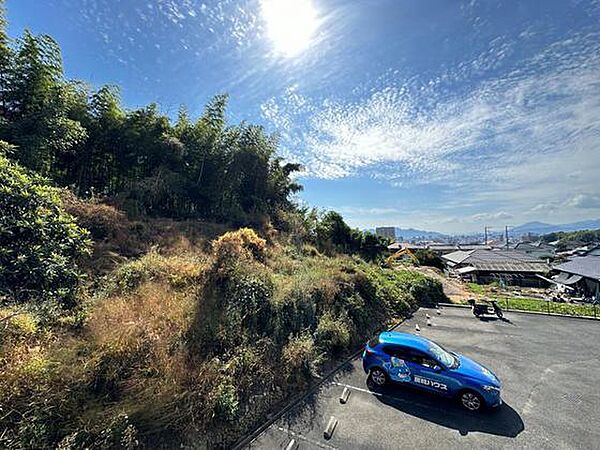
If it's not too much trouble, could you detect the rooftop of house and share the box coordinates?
[554,255,600,281]
[443,249,551,273]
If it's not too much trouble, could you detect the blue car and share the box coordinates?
[362,331,502,411]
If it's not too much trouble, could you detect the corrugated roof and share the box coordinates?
[466,261,550,273]
[442,250,474,264]
[554,256,600,281]
[443,249,551,273]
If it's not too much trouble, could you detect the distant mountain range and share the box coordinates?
[511,219,600,236]
[365,227,448,240]
[392,227,448,240]
[367,218,600,241]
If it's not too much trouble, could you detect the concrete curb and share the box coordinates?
[231,315,410,449]
[437,302,600,321]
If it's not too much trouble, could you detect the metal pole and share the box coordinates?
[547,300,550,315]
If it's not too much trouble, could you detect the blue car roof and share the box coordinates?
[377,331,434,352]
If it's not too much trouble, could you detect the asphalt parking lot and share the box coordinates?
[247,306,600,449]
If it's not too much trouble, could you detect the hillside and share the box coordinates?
[0,208,445,448]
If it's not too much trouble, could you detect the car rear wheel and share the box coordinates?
[460,391,484,411]
[369,368,388,386]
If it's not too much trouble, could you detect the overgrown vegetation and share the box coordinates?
[0,229,445,448]
[413,249,445,270]
[0,3,447,448]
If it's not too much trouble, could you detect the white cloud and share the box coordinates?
[332,206,400,216]
[262,31,600,222]
[470,211,513,222]
[565,193,600,209]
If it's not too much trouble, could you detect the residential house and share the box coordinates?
[442,249,551,287]
[553,255,600,301]
[513,241,555,260]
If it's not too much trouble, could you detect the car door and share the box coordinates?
[382,345,412,383]
[405,350,454,396]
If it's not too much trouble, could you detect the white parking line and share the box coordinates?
[275,426,338,450]
[330,381,383,397]
[330,381,434,409]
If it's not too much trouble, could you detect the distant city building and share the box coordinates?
[375,227,396,240]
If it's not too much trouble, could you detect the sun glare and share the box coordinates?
[261,0,319,57]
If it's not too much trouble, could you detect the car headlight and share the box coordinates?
[483,385,501,393]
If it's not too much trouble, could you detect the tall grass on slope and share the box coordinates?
[0,228,446,449]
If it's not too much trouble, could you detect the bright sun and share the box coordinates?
[261,0,319,57]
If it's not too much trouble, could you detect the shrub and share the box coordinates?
[0,155,91,308]
[213,381,240,421]
[60,190,127,240]
[271,284,318,344]
[363,266,446,316]
[316,312,351,353]
[57,414,140,450]
[413,249,445,270]
[281,334,316,386]
[0,309,38,340]
[104,250,205,295]
[213,227,266,265]
[223,269,274,336]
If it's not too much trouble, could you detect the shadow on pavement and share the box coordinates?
[477,316,515,325]
[372,383,524,437]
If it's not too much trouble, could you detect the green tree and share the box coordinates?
[2,30,87,175]
[0,152,91,307]
[0,0,12,119]
[0,18,303,226]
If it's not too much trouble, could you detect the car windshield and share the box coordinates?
[428,342,459,369]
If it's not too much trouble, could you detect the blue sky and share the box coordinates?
[7,0,600,233]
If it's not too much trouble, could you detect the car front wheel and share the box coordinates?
[460,391,484,411]
[369,368,388,386]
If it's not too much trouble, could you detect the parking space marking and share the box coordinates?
[330,381,382,397]
[274,426,338,450]
[330,381,436,410]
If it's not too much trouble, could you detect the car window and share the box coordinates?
[407,350,438,369]
[382,345,395,356]
[426,342,457,368]
[383,346,408,359]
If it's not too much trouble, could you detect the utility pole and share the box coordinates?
[505,225,510,250]
[484,226,490,246]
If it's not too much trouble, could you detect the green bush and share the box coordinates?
[413,249,444,270]
[316,312,351,352]
[222,268,274,338]
[281,334,316,386]
[0,155,91,308]
[214,381,240,421]
[363,266,446,316]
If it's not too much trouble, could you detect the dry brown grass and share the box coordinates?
[0,225,445,448]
